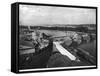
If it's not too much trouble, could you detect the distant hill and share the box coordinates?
[19,24,96,33]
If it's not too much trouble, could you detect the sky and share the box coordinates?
[19,5,96,26]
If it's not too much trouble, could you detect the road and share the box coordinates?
[53,42,76,60]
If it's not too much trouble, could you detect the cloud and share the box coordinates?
[19,5,96,26]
